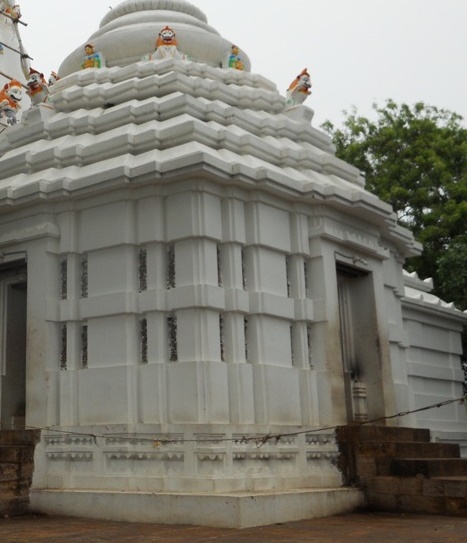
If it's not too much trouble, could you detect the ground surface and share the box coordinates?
[1,513,467,542]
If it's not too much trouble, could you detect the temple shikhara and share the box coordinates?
[0,0,466,528]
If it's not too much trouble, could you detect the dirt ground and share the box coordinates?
[1,512,467,543]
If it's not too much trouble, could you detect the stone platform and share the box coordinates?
[30,487,363,529]
[0,430,40,517]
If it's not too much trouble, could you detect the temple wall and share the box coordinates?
[23,182,354,493]
[2,174,464,495]
[0,178,401,494]
[401,300,467,455]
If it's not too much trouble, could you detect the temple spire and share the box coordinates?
[0,1,31,85]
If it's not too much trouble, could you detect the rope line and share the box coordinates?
[0,40,32,59]
[24,396,466,448]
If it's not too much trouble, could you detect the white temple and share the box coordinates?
[0,0,466,528]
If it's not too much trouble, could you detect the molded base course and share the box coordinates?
[30,488,364,528]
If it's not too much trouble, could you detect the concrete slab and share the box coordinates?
[30,487,364,528]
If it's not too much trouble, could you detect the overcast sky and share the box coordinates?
[16,0,467,128]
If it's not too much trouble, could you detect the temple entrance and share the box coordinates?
[337,264,382,423]
[0,262,27,429]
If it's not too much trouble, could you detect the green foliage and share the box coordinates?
[322,100,467,312]
[437,235,467,311]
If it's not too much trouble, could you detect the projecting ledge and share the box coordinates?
[249,292,295,319]
[283,105,315,123]
[167,284,225,310]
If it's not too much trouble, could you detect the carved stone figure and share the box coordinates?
[81,43,104,69]
[0,78,22,125]
[142,26,185,60]
[228,45,244,70]
[26,68,49,105]
[286,68,312,107]
[48,71,60,86]
[0,2,21,20]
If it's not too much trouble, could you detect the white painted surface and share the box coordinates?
[30,487,364,528]
[0,0,465,526]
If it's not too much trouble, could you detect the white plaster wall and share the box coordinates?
[0,18,464,518]
[402,305,467,437]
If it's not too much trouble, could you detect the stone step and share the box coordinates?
[341,443,462,484]
[355,441,460,459]
[336,425,431,444]
[0,431,38,518]
[0,429,40,446]
[367,475,467,497]
[0,479,31,494]
[0,464,34,485]
[366,476,467,516]
[378,458,467,478]
[0,445,35,464]
[336,424,467,516]
[0,463,19,482]
[0,467,33,485]
[0,495,30,517]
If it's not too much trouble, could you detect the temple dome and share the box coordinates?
[59,0,251,76]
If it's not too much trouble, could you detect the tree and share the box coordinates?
[322,100,467,312]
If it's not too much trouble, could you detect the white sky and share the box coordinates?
[16,0,467,127]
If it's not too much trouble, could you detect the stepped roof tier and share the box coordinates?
[403,270,467,317]
[0,0,419,259]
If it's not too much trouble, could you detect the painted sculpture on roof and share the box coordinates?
[142,26,186,60]
[0,78,22,125]
[286,68,312,107]
[48,71,60,86]
[81,43,104,69]
[0,2,21,20]
[228,45,244,71]
[26,68,48,105]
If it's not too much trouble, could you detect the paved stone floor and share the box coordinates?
[1,513,467,542]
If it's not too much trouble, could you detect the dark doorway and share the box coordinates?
[337,264,383,423]
[0,262,27,429]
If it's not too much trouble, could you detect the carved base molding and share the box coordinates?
[33,426,343,494]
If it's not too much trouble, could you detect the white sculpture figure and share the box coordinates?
[48,71,60,86]
[26,68,49,105]
[0,78,22,125]
[0,1,21,20]
[286,68,312,107]
[142,26,186,60]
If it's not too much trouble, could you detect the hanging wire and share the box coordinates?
[25,396,466,449]
[0,41,32,61]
